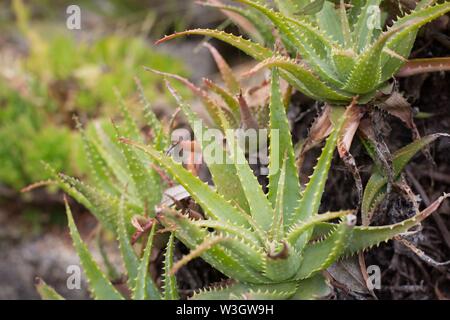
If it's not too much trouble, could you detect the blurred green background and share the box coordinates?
[0,0,195,191]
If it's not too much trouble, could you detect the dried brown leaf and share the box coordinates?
[327,257,369,295]
[397,57,450,77]
[378,92,420,140]
[298,105,333,166]
[203,42,241,95]
[238,93,259,130]
[337,102,364,207]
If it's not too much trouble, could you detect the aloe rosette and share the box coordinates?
[158,0,450,104]
[36,86,179,300]
[121,70,448,299]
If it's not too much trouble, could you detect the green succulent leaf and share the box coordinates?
[267,69,300,226]
[332,49,356,80]
[289,273,331,300]
[248,57,352,101]
[35,278,65,300]
[65,199,124,300]
[192,281,298,300]
[163,233,180,300]
[156,0,450,105]
[290,106,346,251]
[255,0,333,58]
[117,194,140,290]
[43,163,92,212]
[264,241,301,282]
[381,2,450,82]
[287,210,355,245]
[224,122,274,232]
[157,207,268,283]
[117,194,160,299]
[344,22,409,94]
[271,160,288,242]
[316,1,344,46]
[298,0,325,15]
[165,81,250,213]
[132,223,157,300]
[59,174,136,234]
[135,78,167,151]
[274,0,301,17]
[312,194,449,258]
[121,138,252,229]
[194,219,262,248]
[88,123,133,195]
[76,119,116,194]
[235,0,344,88]
[113,123,161,208]
[115,90,142,142]
[296,215,355,280]
[352,0,382,53]
[347,0,364,24]
[347,194,449,255]
[337,0,353,49]
[156,29,272,61]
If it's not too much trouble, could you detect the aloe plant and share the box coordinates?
[37,71,448,300]
[36,85,180,300]
[120,71,448,299]
[35,196,179,300]
[158,0,450,104]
